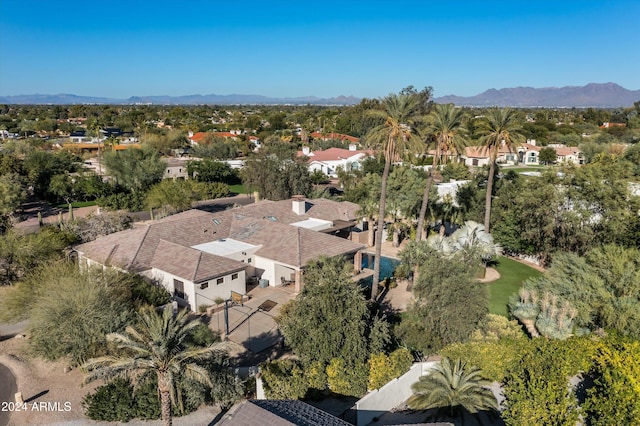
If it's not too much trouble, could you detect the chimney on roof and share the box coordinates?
[348,144,357,151]
[188,131,194,138]
[302,146,310,156]
[292,195,307,215]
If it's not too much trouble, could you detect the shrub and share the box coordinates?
[261,359,309,399]
[583,338,640,425]
[82,378,134,422]
[130,277,171,307]
[326,357,368,397]
[368,348,413,390]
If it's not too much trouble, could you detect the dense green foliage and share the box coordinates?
[501,338,596,426]
[583,338,640,425]
[368,348,413,390]
[0,227,75,285]
[511,245,640,338]
[241,153,311,200]
[396,252,489,355]
[275,256,390,396]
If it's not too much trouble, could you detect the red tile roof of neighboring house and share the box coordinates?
[189,132,208,143]
[189,132,239,144]
[463,145,517,158]
[310,132,360,143]
[519,143,541,152]
[554,146,581,157]
[297,147,373,162]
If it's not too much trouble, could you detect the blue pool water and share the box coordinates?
[361,254,400,280]
[359,254,400,292]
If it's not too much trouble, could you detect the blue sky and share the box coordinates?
[1,0,639,99]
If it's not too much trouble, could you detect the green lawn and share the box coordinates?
[229,184,250,194]
[488,257,543,317]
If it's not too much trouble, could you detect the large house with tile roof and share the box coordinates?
[298,146,374,177]
[75,198,364,311]
[462,142,583,167]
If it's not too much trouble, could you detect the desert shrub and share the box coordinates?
[130,276,171,307]
[82,375,200,422]
[82,378,135,421]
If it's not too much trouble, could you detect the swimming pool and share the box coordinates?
[359,254,401,294]
[361,254,400,280]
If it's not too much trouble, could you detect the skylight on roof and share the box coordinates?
[212,219,220,225]
[267,216,277,221]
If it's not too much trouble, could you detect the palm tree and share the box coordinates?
[357,196,379,247]
[365,93,421,300]
[416,104,467,241]
[408,357,497,420]
[82,307,227,426]
[476,107,524,232]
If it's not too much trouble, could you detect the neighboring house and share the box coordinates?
[219,399,351,426]
[552,145,584,164]
[164,157,190,180]
[516,142,541,165]
[69,130,92,143]
[75,198,364,311]
[188,131,240,145]
[298,146,374,177]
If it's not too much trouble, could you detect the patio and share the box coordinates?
[209,283,296,360]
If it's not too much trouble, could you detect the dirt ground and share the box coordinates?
[0,337,98,425]
[0,337,222,426]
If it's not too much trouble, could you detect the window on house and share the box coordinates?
[247,258,252,263]
[232,273,238,280]
[216,277,224,285]
[200,282,209,290]
[173,279,185,299]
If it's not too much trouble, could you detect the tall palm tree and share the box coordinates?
[365,93,421,301]
[357,195,379,247]
[408,358,497,420]
[82,307,227,426]
[476,107,524,232]
[416,104,467,241]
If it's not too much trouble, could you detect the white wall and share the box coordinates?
[254,255,276,286]
[355,361,439,426]
[150,268,245,311]
[194,270,246,308]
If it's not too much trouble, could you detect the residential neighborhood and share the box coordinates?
[1,2,639,423]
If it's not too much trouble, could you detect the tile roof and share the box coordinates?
[463,145,516,158]
[218,399,351,426]
[76,198,364,275]
[151,240,245,283]
[298,147,373,162]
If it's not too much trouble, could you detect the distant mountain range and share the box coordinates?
[0,93,360,106]
[434,83,640,108]
[1,83,638,107]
